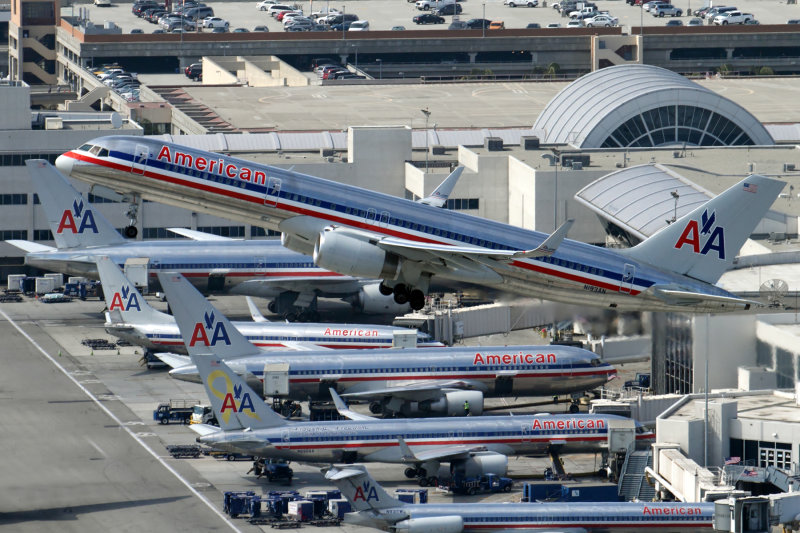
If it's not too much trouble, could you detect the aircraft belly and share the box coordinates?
[362,446,404,462]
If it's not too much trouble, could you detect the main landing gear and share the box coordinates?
[380,282,425,311]
[404,467,438,487]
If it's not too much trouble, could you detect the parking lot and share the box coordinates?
[75,0,800,35]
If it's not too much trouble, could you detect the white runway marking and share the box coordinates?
[0,308,242,533]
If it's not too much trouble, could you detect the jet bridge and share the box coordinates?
[714,492,800,533]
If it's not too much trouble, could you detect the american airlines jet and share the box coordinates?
[157,271,615,417]
[186,345,644,485]
[95,257,441,353]
[11,160,416,318]
[325,464,714,532]
[56,137,785,312]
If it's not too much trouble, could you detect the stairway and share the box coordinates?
[618,450,654,501]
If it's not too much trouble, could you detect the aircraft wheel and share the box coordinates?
[267,301,276,313]
[569,403,579,414]
[393,284,409,304]
[467,487,476,495]
[503,484,512,492]
[369,401,383,414]
[124,225,138,238]
[404,468,417,479]
[409,289,425,310]
[418,477,429,487]
[378,282,393,296]
[285,312,298,322]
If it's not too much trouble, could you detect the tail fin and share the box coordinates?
[155,272,261,360]
[26,160,126,249]
[188,350,287,431]
[624,175,785,284]
[95,256,171,324]
[323,465,402,512]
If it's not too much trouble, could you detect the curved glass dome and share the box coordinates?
[533,64,773,148]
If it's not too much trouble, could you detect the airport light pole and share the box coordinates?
[421,107,431,172]
[482,2,486,37]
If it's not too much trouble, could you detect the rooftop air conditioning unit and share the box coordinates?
[484,137,503,151]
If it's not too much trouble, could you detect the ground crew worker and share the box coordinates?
[464,400,470,415]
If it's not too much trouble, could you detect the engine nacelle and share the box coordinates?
[355,283,410,314]
[451,452,508,478]
[427,390,484,416]
[393,516,464,533]
[314,229,400,279]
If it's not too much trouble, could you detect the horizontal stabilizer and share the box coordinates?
[418,167,464,208]
[5,240,56,253]
[154,352,191,369]
[187,423,220,437]
[166,227,235,241]
[245,296,270,322]
[329,388,376,421]
[652,287,759,310]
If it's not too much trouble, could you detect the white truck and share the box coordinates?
[505,0,539,7]
[415,0,454,10]
[713,10,753,24]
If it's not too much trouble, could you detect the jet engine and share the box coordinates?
[353,283,410,315]
[281,232,315,256]
[393,516,464,533]
[426,390,484,416]
[314,229,400,279]
[451,452,508,478]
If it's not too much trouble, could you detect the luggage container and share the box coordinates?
[395,488,428,504]
[7,274,25,291]
[44,273,64,289]
[35,277,55,294]
[287,500,313,522]
[68,276,88,285]
[328,499,351,519]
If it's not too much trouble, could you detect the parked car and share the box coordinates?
[585,14,618,26]
[256,0,279,9]
[465,18,492,29]
[391,25,406,30]
[652,4,683,17]
[348,20,370,30]
[703,6,735,20]
[413,13,445,24]
[665,19,683,25]
[322,68,348,79]
[687,17,703,26]
[285,18,314,30]
[566,19,583,27]
[449,20,469,29]
[546,22,562,27]
[277,10,303,21]
[167,19,196,31]
[330,21,354,30]
[210,26,228,32]
[436,3,462,15]
[182,6,213,20]
[525,22,541,28]
[713,10,753,24]
[130,28,144,33]
[185,63,202,80]
[253,25,269,31]
[505,0,538,6]
[202,16,229,28]
[232,27,249,32]
[152,28,165,33]
[488,20,505,29]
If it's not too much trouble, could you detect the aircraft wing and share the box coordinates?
[397,438,490,463]
[277,341,334,351]
[651,286,760,310]
[166,227,236,241]
[5,240,57,253]
[154,352,191,369]
[340,380,485,402]
[377,219,574,260]
[187,423,220,437]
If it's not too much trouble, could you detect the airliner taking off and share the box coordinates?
[95,257,441,353]
[186,345,645,485]
[10,160,412,318]
[157,271,615,416]
[325,464,714,532]
[56,137,785,312]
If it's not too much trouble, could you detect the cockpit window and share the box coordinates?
[590,358,602,367]
[636,426,651,434]
[97,148,109,157]
[79,143,94,152]
[89,145,102,155]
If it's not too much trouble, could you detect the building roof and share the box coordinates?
[532,64,775,148]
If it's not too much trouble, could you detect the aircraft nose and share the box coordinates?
[55,153,75,175]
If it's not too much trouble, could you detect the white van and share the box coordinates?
[348,20,370,30]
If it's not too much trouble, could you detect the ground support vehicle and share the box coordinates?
[250,458,294,482]
[446,473,514,495]
[152,399,198,424]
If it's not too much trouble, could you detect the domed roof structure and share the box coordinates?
[532,64,773,148]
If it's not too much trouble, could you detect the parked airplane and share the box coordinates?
[325,464,714,532]
[186,344,647,485]
[95,257,440,354]
[57,137,785,313]
[157,271,616,416]
[11,160,416,319]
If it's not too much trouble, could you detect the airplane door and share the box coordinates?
[132,144,149,175]
[366,208,376,223]
[379,210,390,228]
[264,177,281,207]
[620,263,636,294]
[521,425,531,442]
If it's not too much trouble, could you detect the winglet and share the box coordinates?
[513,219,574,259]
[417,167,464,208]
[329,388,376,421]
[245,297,270,323]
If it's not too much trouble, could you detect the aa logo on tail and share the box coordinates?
[109,284,141,312]
[208,365,260,422]
[56,199,98,234]
[189,311,231,347]
[674,209,726,260]
[353,481,380,502]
